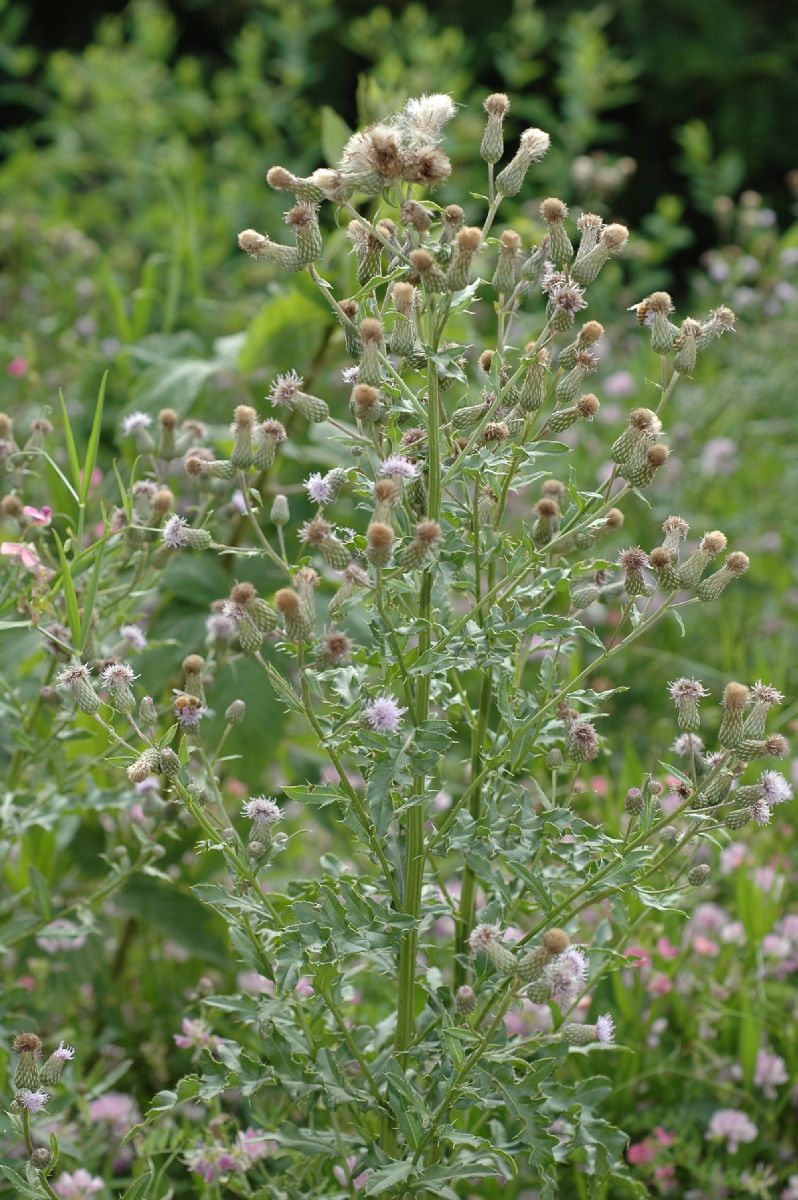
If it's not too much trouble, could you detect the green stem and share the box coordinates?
[394,292,442,1058]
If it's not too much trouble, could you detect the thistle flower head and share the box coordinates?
[760,771,792,806]
[396,93,457,150]
[520,128,550,158]
[162,515,189,548]
[662,515,689,541]
[630,408,661,434]
[242,796,283,825]
[379,454,418,480]
[100,662,137,688]
[57,663,91,686]
[672,732,705,757]
[750,682,784,706]
[484,93,510,118]
[542,928,570,956]
[541,197,567,223]
[545,946,588,1005]
[549,282,588,316]
[700,531,727,556]
[618,547,648,572]
[469,923,501,954]
[304,473,334,505]
[12,1032,42,1053]
[668,678,709,702]
[363,693,405,734]
[723,681,750,711]
[595,1013,615,1044]
[122,412,152,435]
[16,1089,49,1113]
[269,370,304,408]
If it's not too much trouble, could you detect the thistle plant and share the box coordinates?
[0,92,787,1196]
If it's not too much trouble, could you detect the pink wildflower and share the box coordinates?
[333,1156,372,1191]
[1,541,46,575]
[7,357,28,377]
[54,1169,104,1199]
[706,1108,757,1153]
[22,505,52,526]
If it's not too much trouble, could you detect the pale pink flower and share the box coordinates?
[1,541,46,575]
[237,971,274,996]
[22,505,52,526]
[706,1108,757,1153]
[7,357,28,377]
[604,370,635,398]
[333,1156,372,1191]
[54,1169,104,1199]
[627,1141,655,1165]
[88,1092,141,1136]
[720,842,749,874]
[295,976,314,997]
[753,1048,788,1098]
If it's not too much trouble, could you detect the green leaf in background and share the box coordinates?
[238,287,329,375]
[320,105,353,166]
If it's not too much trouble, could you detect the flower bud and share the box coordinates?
[358,318,385,387]
[270,494,289,526]
[366,522,395,568]
[481,92,510,164]
[624,787,644,816]
[12,1033,42,1090]
[396,520,441,571]
[540,198,573,268]
[159,748,180,779]
[455,984,477,1015]
[225,699,246,724]
[687,864,711,886]
[275,588,313,642]
[719,682,750,749]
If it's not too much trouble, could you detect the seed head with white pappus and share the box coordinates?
[495,127,550,199]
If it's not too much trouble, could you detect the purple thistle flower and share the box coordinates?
[162,515,189,548]
[52,1041,75,1062]
[760,770,792,807]
[100,662,137,688]
[242,796,283,826]
[545,947,588,1006]
[379,454,418,480]
[119,623,147,651]
[468,923,501,954]
[304,472,334,505]
[269,370,304,408]
[16,1088,49,1113]
[595,1013,615,1044]
[751,797,771,826]
[121,412,152,435]
[363,693,406,734]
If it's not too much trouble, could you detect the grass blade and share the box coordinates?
[58,388,82,492]
[81,371,108,506]
[52,531,82,645]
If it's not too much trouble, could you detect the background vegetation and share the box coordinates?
[1,1,797,1196]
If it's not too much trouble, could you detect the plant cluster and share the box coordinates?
[0,92,790,1198]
